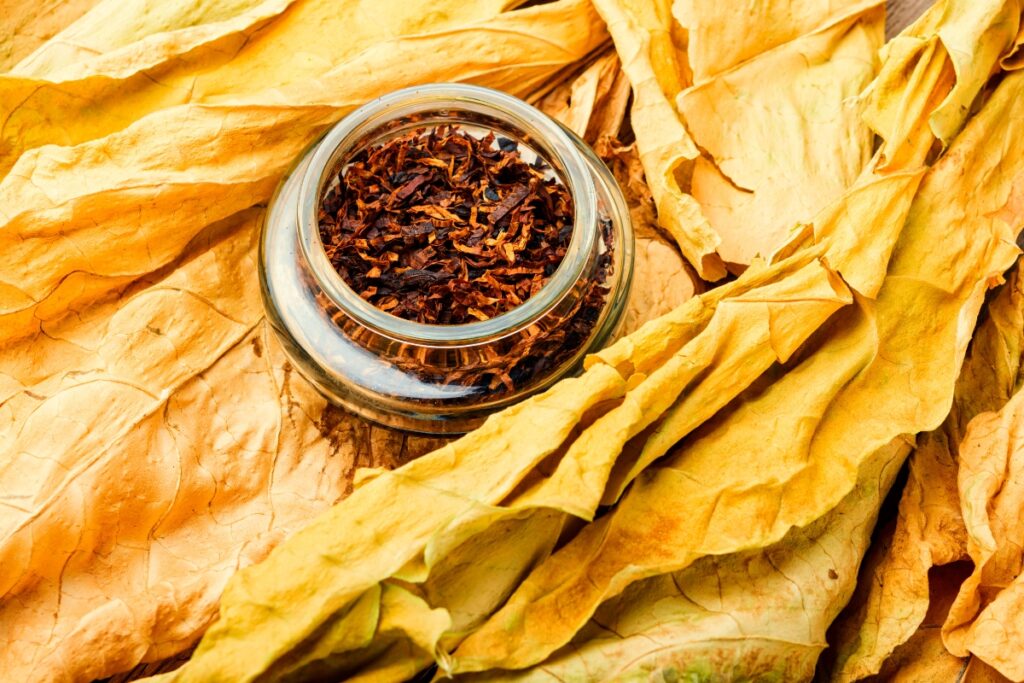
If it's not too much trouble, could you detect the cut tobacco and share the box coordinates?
[317,125,615,396]
[319,125,576,325]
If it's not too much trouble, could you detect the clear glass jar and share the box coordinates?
[259,84,634,434]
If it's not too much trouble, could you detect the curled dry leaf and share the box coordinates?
[457,439,910,682]
[860,562,976,683]
[677,0,882,267]
[822,7,1024,669]
[673,0,869,81]
[862,0,1022,170]
[597,0,882,274]
[0,0,300,175]
[535,49,630,142]
[0,0,98,71]
[7,0,299,81]
[537,55,701,337]
[828,260,1024,682]
[597,140,702,338]
[827,433,969,681]
[591,0,727,280]
[150,365,627,681]
[943,386,1024,680]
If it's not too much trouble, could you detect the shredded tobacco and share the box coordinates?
[326,216,614,395]
[318,125,575,324]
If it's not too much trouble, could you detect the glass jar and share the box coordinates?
[259,84,634,434]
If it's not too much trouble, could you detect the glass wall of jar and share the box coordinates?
[259,84,634,434]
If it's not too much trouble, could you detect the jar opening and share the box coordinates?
[296,83,598,346]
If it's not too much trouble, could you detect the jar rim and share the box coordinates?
[295,83,599,345]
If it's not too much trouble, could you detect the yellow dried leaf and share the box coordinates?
[619,235,698,335]
[863,35,955,171]
[0,0,98,71]
[0,212,368,681]
[677,2,882,266]
[583,64,632,144]
[9,0,297,80]
[673,0,869,81]
[536,50,621,140]
[0,0,546,179]
[0,0,300,175]
[0,0,606,337]
[828,259,1024,682]
[456,440,909,682]
[828,432,967,681]
[953,261,1024,436]
[591,0,727,280]
[943,386,1024,679]
[598,256,852,505]
[963,657,1017,683]
[149,364,625,682]
[591,141,701,338]
[926,0,1023,144]
[856,563,974,683]
[1003,21,1024,69]
[863,0,1023,168]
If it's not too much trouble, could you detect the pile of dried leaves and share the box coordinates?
[0,0,1022,681]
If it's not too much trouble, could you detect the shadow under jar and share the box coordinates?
[260,84,634,434]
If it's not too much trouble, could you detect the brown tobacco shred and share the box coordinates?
[319,125,575,325]
[324,216,614,397]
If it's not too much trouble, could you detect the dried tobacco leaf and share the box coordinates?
[596,141,701,337]
[862,0,1022,171]
[822,10,1024,670]
[827,260,1024,682]
[0,0,98,71]
[0,212,362,681]
[859,563,976,683]
[591,0,727,280]
[924,0,1023,144]
[673,0,871,81]
[258,258,847,682]
[1004,21,1024,68]
[942,386,1024,679]
[677,1,882,266]
[444,47,1022,679]
[8,0,298,80]
[535,50,631,143]
[0,0,301,176]
[455,440,910,682]
[0,1,609,680]
[827,433,968,681]
[596,0,881,274]
[149,365,625,682]
[0,0,605,332]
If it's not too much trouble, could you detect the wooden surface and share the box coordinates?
[888,0,933,37]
